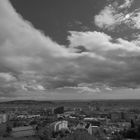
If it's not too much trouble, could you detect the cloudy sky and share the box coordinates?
[1,0,140,100]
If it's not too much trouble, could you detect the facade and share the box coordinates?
[11,125,35,137]
[50,120,68,132]
[123,112,137,121]
[88,125,105,137]
[76,122,86,129]
[0,114,7,124]
[110,112,122,122]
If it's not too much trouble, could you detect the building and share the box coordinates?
[123,112,137,121]
[110,112,122,122]
[64,111,75,117]
[76,122,86,129]
[84,117,100,126]
[11,125,36,137]
[50,120,68,132]
[0,114,7,124]
[87,125,105,137]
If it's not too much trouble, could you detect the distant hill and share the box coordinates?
[0,100,54,105]
[1,99,140,108]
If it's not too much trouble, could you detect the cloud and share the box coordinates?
[119,0,134,9]
[94,0,140,30]
[105,87,112,91]
[68,30,140,89]
[0,0,72,95]
[68,31,140,52]
[0,0,71,73]
[94,5,116,29]
[21,83,45,91]
[1,0,140,99]
[0,73,16,82]
[57,86,100,95]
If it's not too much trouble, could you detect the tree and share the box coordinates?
[60,129,96,140]
[37,126,51,140]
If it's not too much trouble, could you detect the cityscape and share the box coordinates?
[0,100,140,140]
[1,0,140,139]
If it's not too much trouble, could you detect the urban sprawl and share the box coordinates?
[0,100,140,140]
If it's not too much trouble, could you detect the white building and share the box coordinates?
[50,120,68,132]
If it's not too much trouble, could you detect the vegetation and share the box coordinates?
[122,123,140,139]
[58,129,95,140]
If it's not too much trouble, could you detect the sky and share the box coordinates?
[1,0,140,100]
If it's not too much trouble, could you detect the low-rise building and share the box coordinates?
[110,112,122,122]
[50,120,68,132]
[0,114,7,124]
[11,125,36,137]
